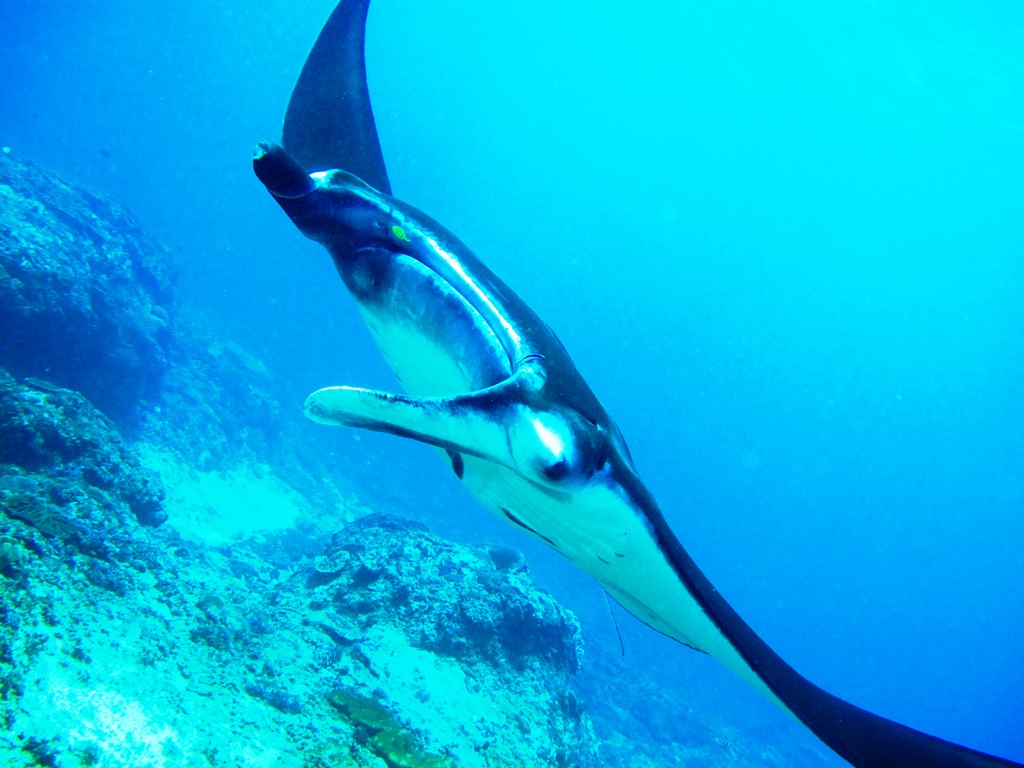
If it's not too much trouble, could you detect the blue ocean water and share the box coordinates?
[3,0,1022,763]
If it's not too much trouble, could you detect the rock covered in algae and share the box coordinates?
[325,688,455,768]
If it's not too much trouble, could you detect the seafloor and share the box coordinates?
[0,153,836,767]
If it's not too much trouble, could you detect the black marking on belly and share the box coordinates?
[446,450,464,479]
[597,555,610,565]
[614,552,625,558]
[500,507,557,548]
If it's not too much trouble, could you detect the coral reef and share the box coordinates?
[0,482,603,766]
[0,349,601,764]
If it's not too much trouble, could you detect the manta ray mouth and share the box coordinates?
[357,248,513,393]
[382,242,513,351]
[250,142,523,377]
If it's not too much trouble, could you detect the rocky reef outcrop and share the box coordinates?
[0,370,166,530]
[0,154,175,421]
[0,153,327,489]
[308,514,583,676]
[294,513,596,766]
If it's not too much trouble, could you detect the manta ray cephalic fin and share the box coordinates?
[304,368,538,471]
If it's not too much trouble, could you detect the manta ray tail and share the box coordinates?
[654,513,1023,768]
[282,0,391,193]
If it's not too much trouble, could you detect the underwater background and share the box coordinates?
[1,0,1022,765]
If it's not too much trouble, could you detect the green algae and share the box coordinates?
[326,689,454,768]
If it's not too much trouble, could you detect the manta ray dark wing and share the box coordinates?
[282,0,391,193]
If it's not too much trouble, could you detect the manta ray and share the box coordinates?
[253,2,1021,766]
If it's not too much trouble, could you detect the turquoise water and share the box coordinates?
[3,0,1022,763]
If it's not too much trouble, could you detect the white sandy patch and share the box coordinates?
[20,664,187,768]
[18,643,300,768]
[135,444,303,546]
[363,623,505,759]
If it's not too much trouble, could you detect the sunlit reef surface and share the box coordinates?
[0,155,843,766]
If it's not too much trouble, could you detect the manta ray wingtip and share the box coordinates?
[253,142,316,199]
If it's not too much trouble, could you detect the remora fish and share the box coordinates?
[252,2,1021,766]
